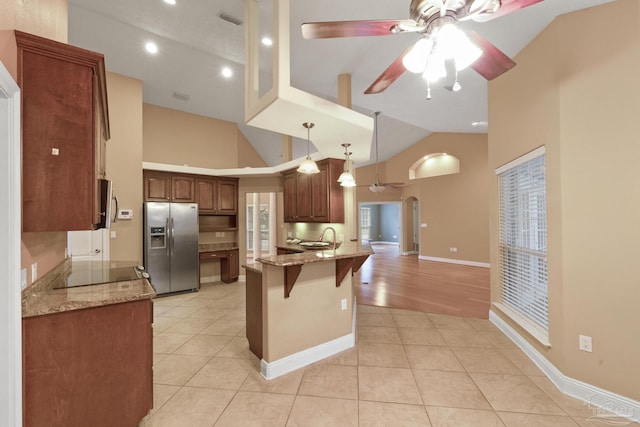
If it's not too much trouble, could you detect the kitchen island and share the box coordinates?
[244,241,372,379]
[21,259,155,427]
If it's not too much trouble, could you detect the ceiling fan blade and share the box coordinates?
[364,45,414,94]
[301,19,421,39]
[467,30,516,80]
[475,0,543,22]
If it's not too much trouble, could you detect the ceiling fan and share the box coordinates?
[301,0,542,95]
[361,112,405,193]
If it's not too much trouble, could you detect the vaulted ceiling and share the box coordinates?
[68,0,613,167]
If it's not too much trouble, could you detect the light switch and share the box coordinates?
[421,223,427,228]
[21,268,27,289]
[110,231,117,239]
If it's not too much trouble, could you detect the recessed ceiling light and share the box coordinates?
[163,0,176,5]
[261,37,273,46]
[145,42,158,54]
[221,67,233,78]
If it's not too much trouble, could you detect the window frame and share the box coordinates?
[494,146,550,347]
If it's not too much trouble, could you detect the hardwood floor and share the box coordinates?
[353,243,490,319]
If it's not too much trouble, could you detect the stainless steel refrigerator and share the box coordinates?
[143,202,199,295]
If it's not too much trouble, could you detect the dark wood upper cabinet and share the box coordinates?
[217,178,238,214]
[143,170,171,202]
[145,171,238,229]
[282,158,344,223]
[16,30,110,232]
[171,175,195,202]
[196,178,217,212]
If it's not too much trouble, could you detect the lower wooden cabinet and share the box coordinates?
[22,299,153,427]
[199,249,239,284]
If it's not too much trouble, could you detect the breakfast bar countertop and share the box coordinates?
[22,259,156,318]
[258,241,373,267]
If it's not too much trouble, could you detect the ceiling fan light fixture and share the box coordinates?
[422,52,446,82]
[402,37,432,73]
[437,23,482,71]
[297,122,320,174]
[369,183,386,193]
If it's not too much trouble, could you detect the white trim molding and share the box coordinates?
[260,333,354,380]
[0,60,22,427]
[490,310,640,423]
[495,145,546,175]
[419,255,490,268]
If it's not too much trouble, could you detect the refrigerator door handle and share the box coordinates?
[166,217,171,257]
[170,217,175,257]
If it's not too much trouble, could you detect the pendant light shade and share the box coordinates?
[337,143,356,187]
[297,122,320,174]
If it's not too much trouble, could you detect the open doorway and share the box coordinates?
[359,202,402,255]
[245,192,277,263]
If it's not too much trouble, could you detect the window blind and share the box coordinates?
[498,152,549,332]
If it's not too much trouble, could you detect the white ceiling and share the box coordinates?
[68,0,613,168]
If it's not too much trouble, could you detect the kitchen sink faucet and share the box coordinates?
[318,226,337,250]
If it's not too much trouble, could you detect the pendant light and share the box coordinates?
[337,143,356,187]
[297,122,320,174]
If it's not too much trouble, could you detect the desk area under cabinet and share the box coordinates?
[198,243,239,284]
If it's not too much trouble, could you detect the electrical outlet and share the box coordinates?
[341,298,347,311]
[449,247,458,252]
[110,230,117,239]
[31,262,37,282]
[21,268,27,289]
[579,335,592,352]
[287,232,293,238]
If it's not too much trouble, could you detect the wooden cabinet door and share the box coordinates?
[296,173,313,221]
[311,162,329,222]
[23,300,153,427]
[171,175,196,202]
[19,32,104,231]
[228,249,239,281]
[217,179,238,213]
[196,178,217,213]
[283,172,297,222]
[143,171,171,202]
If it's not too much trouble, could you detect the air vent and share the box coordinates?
[172,91,190,101]
[218,13,242,26]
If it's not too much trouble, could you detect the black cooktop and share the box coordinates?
[54,263,148,289]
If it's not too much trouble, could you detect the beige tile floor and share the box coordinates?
[140,282,638,427]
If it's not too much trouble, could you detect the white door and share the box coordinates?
[68,229,109,262]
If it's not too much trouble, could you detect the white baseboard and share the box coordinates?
[419,255,490,268]
[238,274,246,282]
[490,310,639,423]
[260,333,355,380]
[402,251,419,256]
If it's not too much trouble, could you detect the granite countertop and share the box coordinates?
[242,262,263,273]
[199,242,239,252]
[22,258,156,318]
[257,241,374,267]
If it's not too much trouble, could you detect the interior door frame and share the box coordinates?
[357,201,403,255]
[0,60,23,426]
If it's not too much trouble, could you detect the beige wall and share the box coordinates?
[143,104,240,168]
[237,131,268,168]
[105,72,144,262]
[262,262,353,362]
[0,0,67,44]
[489,0,640,401]
[357,133,489,263]
[1,0,68,287]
